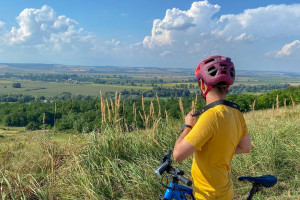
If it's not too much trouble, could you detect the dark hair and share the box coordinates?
[212,82,228,94]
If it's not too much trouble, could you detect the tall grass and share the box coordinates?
[51,105,299,199]
[0,102,299,199]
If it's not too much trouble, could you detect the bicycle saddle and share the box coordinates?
[238,175,277,188]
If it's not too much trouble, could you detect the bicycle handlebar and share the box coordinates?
[155,150,171,175]
[177,174,192,186]
[155,160,170,175]
[155,150,193,186]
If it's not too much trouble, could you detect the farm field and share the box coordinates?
[0,79,151,98]
[0,65,300,99]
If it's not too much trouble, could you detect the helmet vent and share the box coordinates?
[221,71,227,74]
[205,59,214,64]
[230,67,235,77]
[208,66,218,76]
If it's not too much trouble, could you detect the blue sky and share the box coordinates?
[0,0,300,72]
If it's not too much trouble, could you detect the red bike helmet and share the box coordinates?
[195,55,235,99]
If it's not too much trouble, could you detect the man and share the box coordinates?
[173,55,251,199]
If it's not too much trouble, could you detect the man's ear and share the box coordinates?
[200,79,206,91]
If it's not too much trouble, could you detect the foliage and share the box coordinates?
[12,83,21,88]
[0,86,299,132]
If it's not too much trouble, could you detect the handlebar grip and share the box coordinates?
[155,161,169,175]
[177,175,192,186]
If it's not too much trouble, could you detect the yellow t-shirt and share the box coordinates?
[184,104,248,200]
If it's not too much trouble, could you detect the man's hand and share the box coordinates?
[173,111,197,162]
[185,110,197,127]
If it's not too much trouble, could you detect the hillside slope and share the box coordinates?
[0,105,299,199]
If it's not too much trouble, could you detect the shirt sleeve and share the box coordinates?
[239,112,248,137]
[184,109,217,150]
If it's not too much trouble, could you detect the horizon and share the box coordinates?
[1,62,300,74]
[0,0,300,72]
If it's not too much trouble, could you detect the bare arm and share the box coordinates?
[173,111,197,162]
[235,133,251,154]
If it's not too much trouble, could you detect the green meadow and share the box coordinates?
[0,104,299,199]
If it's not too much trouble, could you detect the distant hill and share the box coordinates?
[0,63,193,75]
[1,63,300,78]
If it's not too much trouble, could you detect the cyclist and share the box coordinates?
[173,55,251,199]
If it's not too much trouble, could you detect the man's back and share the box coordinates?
[185,105,248,199]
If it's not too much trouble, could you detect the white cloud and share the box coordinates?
[1,2,300,71]
[0,21,5,29]
[120,13,128,17]
[138,1,300,71]
[3,5,95,53]
[143,0,220,48]
[143,1,300,50]
[217,4,300,38]
[267,40,300,57]
[160,50,172,57]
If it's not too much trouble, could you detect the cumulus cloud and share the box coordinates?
[143,0,220,48]
[143,1,300,53]
[267,40,300,57]
[2,5,95,53]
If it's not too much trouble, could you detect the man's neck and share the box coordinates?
[205,93,226,105]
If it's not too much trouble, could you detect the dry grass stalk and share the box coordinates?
[165,109,169,123]
[43,113,46,130]
[124,117,129,132]
[150,101,155,120]
[284,98,287,108]
[114,91,119,118]
[114,91,118,112]
[153,138,164,148]
[106,99,111,122]
[252,100,256,111]
[114,91,121,122]
[142,95,145,116]
[179,98,184,119]
[100,91,106,123]
[156,93,161,117]
[276,95,279,109]
[117,93,122,108]
[110,99,114,115]
[139,111,144,123]
[290,96,295,109]
[145,115,150,129]
[191,100,195,111]
[152,118,161,138]
[133,103,137,123]
[195,95,198,108]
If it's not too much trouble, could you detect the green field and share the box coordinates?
[0,76,299,99]
[0,79,152,98]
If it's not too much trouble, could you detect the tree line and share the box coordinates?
[0,86,298,132]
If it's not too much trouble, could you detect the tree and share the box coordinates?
[12,83,22,88]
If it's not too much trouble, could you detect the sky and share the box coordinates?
[0,0,300,72]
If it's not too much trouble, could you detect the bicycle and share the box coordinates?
[155,150,277,200]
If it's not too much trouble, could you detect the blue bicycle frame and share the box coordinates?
[156,150,277,200]
[160,181,195,200]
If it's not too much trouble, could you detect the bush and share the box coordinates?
[26,122,40,130]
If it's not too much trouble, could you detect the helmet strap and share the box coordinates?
[201,85,213,100]
[225,85,230,93]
